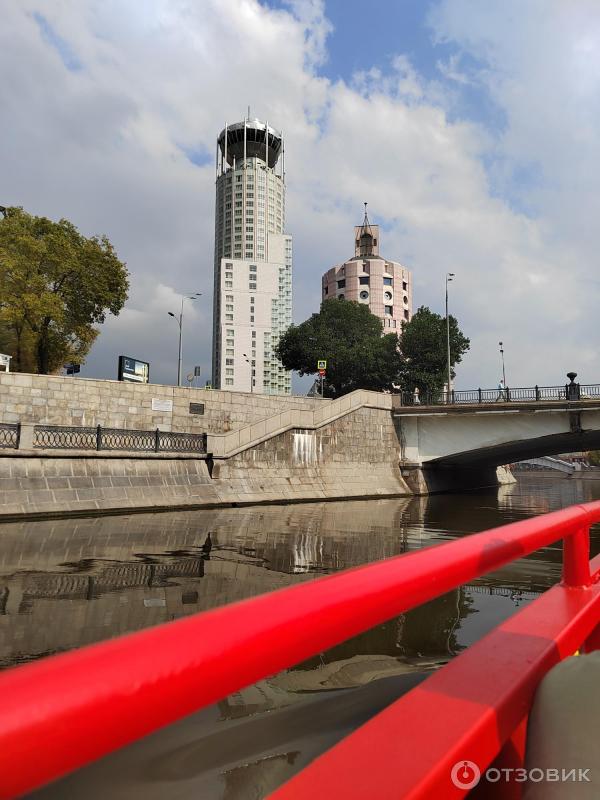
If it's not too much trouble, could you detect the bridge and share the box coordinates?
[517,456,575,474]
[393,379,600,491]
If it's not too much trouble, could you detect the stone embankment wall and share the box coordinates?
[215,406,407,505]
[0,377,410,519]
[0,373,329,434]
[0,406,409,519]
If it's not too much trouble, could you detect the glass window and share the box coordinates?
[225,378,234,386]
[384,291,393,302]
[359,290,369,300]
[225,281,232,288]
[249,283,257,290]
[404,309,409,320]
[226,329,234,336]
[249,265,257,272]
[337,279,346,289]
[226,314,233,321]
[323,285,328,295]
[383,277,393,286]
[402,281,408,291]
[359,276,369,285]
[385,305,393,315]
[226,358,234,365]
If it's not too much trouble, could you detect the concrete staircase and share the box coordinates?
[208,390,393,458]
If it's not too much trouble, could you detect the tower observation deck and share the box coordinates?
[217,119,283,171]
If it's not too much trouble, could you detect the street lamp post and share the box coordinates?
[499,341,507,387]
[168,292,201,387]
[446,273,455,400]
[242,353,254,393]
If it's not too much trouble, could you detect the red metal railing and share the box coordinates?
[0,502,599,798]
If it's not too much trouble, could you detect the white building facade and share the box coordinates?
[211,117,292,394]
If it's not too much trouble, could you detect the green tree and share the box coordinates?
[275,300,403,397]
[0,207,129,373]
[587,451,600,467]
[399,306,470,397]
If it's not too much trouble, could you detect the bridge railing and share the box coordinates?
[0,502,599,798]
[396,382,600,407]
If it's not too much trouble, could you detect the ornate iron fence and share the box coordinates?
[0,423,19,449]
[99,427,156,451]
[396,382,600,407]
[157,430,209,453]
[32,424,207,454]
[34,426,97,450]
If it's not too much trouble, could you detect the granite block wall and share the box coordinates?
[0,407,410,519]
[0,373,329,434]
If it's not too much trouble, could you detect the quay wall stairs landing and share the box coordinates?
[207,390,393,458]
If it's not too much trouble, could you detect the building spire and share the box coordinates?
[357,202,374,256]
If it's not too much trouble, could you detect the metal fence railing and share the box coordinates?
[0,423,19,449]
[32,425,207,454]
[396,382,600,407]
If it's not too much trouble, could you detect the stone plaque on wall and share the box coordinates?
[151,398,173,412]
[189,402,205,415]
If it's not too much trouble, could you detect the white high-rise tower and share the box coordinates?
[211,116,292,394]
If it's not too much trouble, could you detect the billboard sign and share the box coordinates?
[118,356,150,384]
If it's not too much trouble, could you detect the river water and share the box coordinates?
[1,474,598,799]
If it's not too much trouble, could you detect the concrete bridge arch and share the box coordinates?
[394,400,600,492]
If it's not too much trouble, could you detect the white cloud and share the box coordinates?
[1,0,599,392]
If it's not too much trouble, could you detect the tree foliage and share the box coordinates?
[399,306,470,396]
[275,300,403,397]
[0,207,129,373]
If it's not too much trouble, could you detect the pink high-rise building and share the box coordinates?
[321,207,412,332]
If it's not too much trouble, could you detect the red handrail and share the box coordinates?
[0,502,599,798]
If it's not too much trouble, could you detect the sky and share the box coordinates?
[2,0,600,392]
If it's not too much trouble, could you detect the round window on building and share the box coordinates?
[403,295,409,305]
[384,290,393,301]
[359,290,369,300]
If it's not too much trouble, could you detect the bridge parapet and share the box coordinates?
[392,379,600,410]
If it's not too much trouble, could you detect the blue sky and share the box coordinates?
[2,0,600,391]
[302,0,445,82]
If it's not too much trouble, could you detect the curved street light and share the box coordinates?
[242,353,254,393]
[446,273,455,400]
[168,292,202,387]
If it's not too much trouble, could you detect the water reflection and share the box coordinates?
[8,475,600,799]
